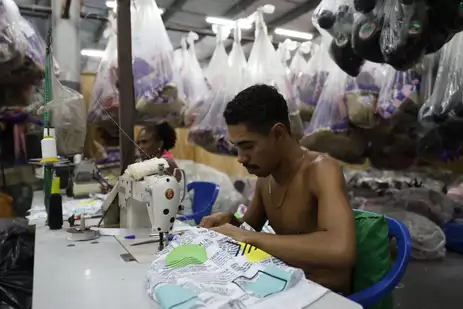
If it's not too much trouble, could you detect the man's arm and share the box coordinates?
[244,159,356,269]
[238,179,267,231]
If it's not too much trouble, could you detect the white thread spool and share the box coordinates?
[41,137,58,161]
[73,154,82,164]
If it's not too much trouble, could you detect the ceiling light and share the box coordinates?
[105,1,164,14]
[205,16,252,30]
[274,28,313,40]
[81,49,105,58]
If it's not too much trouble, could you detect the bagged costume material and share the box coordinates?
[0,218,35,309]
[377,65,421,122]
[417,34,463,162]
[0,0,27,72]
[38,62,86,155]
[357,199,446,260]
[296,40,333,122]
[288,41,309,85]
[379,0,429,70]
[345,61,384,128]
[179,33,210,127]
[391,188,459,226]
[313,0,364,76]
[89,1,185,133]
[247,11,303,140]
[300,56,367,164]
[177,160,246,214]
[188,26,237,155]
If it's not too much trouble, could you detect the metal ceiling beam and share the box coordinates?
[162,0,189,22]
[204,0,321,61]
[195,0,259,43]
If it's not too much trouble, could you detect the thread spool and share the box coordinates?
[40,136,59,163]
[48,193,63,230]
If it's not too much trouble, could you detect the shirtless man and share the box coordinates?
[200,84,357,294]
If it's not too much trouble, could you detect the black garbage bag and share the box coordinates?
[0,218,34,309]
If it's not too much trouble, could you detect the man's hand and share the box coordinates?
[199,212,235,228]
[212,224,249,243]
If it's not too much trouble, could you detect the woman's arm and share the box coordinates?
[163,156,182,182]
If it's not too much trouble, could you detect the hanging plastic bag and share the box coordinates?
[37,59,86,156]
[18,17,45,70]
[377,65,421,123]
[204,25,231,90]
[351,0,385,63]
[188,26,236,155]
[345,61,384,128]
[379,0,429,70]
[417,33,463,162]
[181,32,211,127]
[277,39,298,80]
[313,0,364,76]
[296,39,334,122]
[0,0,27,72]
[289,41,310,84]
[87,19,119,138]
[300,49,367,164]
[248,11,303,140]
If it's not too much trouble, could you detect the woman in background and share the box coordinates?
[136,122,181,181]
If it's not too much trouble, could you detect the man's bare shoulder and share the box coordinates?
[303,151,343,186]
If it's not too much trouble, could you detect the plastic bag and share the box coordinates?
[417,34,463,162]
[379,0,429,70]
[180,33,210,127]
[313,0,364,76]
[247,12,303,140]
[346,62,384,128]
[177,160,245,214]
[296,41,333,122]
[204,26,230,90]
[130,0,184,123]
[377,65,421,122]
[300,53,367,164]
[0,0,27,70]
[18,17,45,70]
[188,27,237,155]
[0,218,35,309]
[351,0,385,63]
[391,188,458,226]
[87,18,119,137]
[289,42,310,84]
[357,200,446,260]
[38,60,86,155]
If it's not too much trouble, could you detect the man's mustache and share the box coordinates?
[243,163,259,169]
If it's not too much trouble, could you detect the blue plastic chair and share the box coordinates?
[348,212,412,308]
[177,181,220,225]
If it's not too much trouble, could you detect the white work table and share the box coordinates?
[32,221,362,309]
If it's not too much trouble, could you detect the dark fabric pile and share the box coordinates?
[0,218,34,309]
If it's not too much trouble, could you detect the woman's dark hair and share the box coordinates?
[153,122,177,151]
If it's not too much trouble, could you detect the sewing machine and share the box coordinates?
[72,160,101,197]
[118,159,186,249]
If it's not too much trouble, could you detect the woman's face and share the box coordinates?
[136,128,161,159]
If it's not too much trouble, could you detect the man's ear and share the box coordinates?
[270,123,286,140]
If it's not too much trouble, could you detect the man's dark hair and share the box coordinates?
[148,122,177,151]
[223,84,291,135]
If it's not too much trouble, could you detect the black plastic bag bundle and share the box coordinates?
[418,33,463,162]
[0,219,34,309]
[313,0,365,77]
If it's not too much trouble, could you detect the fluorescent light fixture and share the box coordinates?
[105,1,164,14]
[274,28,313,40]
[81,49,105,58]
[205,16,252,30]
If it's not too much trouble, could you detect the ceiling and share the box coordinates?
[15,0,320,72]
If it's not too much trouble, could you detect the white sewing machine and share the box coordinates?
[117,158,186,249]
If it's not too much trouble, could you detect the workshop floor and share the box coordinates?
[394,252,463,309]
